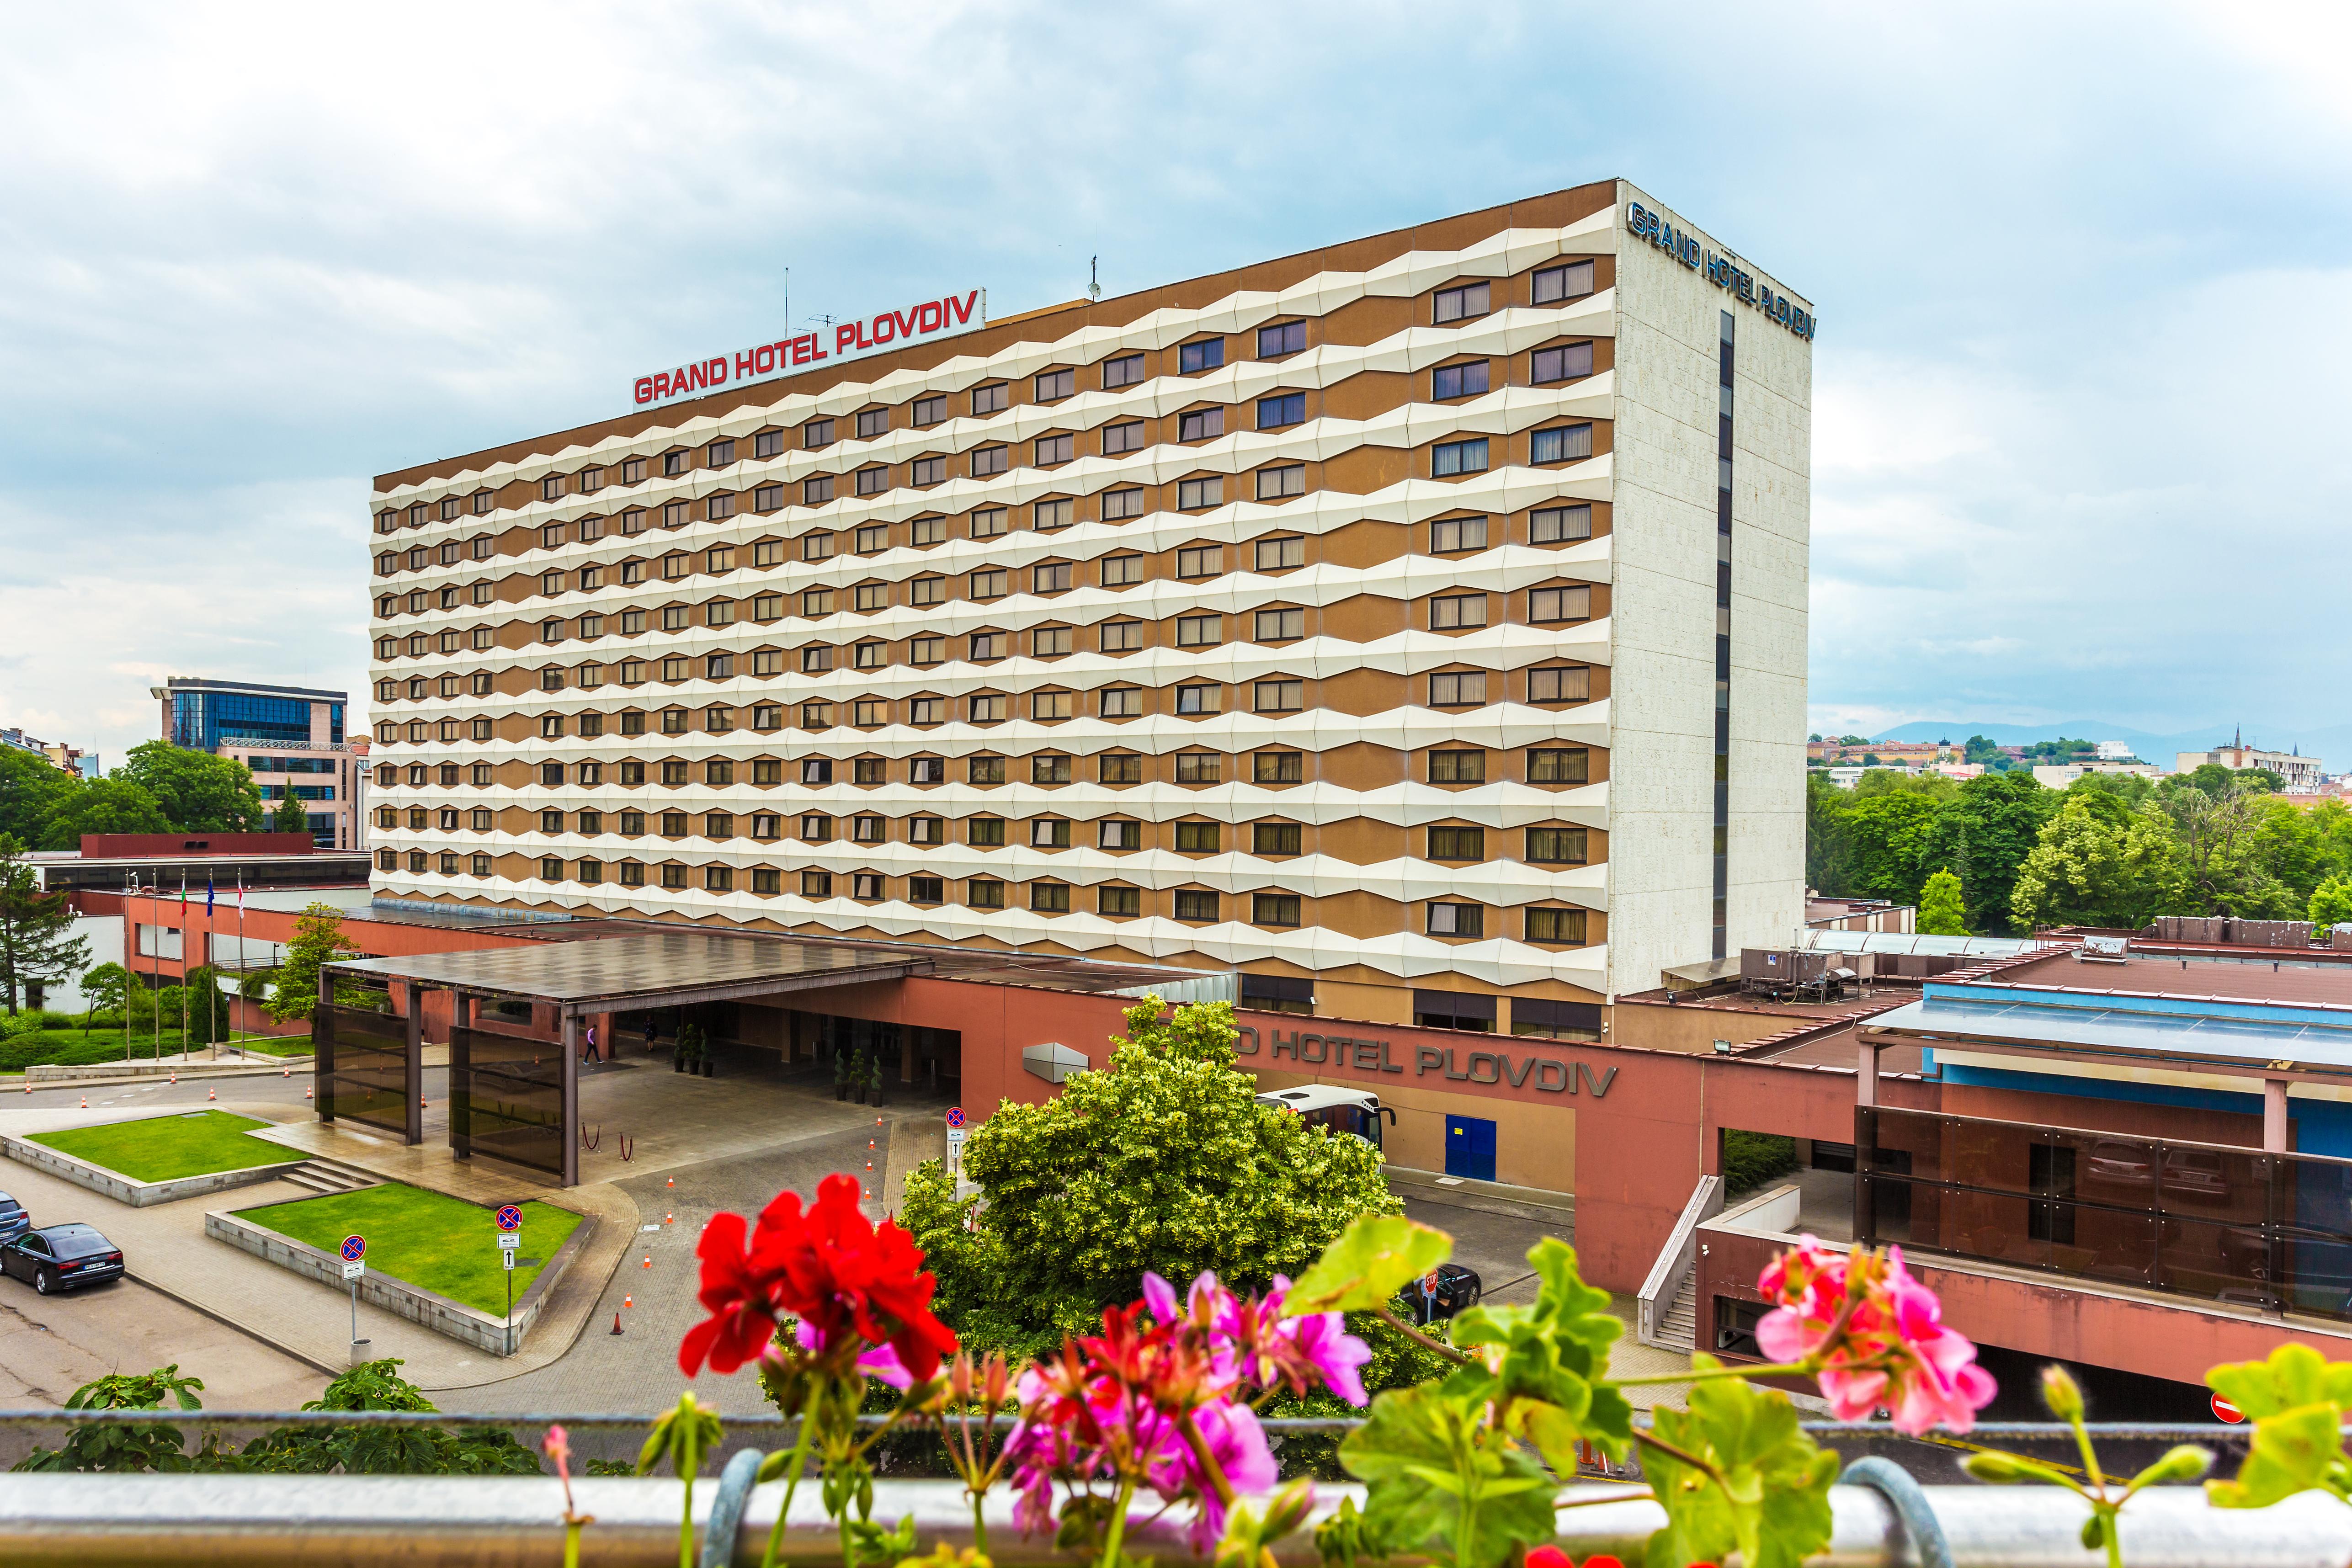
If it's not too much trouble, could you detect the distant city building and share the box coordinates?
[2031,761,2161,789]
[0,726,94,777]
[2092,739,2135,760]
[150,677,367,849]
[2176,733,2324,794]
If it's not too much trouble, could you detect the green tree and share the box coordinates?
[0,747,80,850]
[1917,869,1968,935]
[271,790,310,835]
[239,1359,539,1475]
[38,776,171,850]
[113,740,264,833]
[1962,734,2003,765]
[181,964,229,1047]
[899,997,1399,1362]
[265,902,361,1023]
[2310,875,2352,932]
[9,1366,213,1473]
[2160,782,2299,918]
[2008,797,2184,931]
[1804,771,1856,893]
[78,961,131,1033]
[0,835,92,1015]
[1919,771,2061,931]
[1838,790,1944,904]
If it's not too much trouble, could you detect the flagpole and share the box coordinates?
[235,872,246,1052]
[151,865,161,1062]
[179,873,189,1063]
[207,874,218,1062]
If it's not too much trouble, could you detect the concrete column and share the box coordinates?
[450,993,472,1161]
[1855,1037,1881,1107]
[900,1023,916,1085]
[560,1010,580,1187]
[2264,1078,2290,1153]
[404,985,425,1147]
[315,967,335,1124]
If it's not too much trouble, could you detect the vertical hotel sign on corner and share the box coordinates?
[632,287,987,408]
[1624,201,1818,341]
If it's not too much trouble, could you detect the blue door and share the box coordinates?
[1445,1115,1496,1182]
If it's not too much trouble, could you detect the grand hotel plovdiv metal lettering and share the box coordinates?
[1233,1027,1618,1097]
[1625,200,1819,341]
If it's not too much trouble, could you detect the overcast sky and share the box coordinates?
[2,1,2346,769]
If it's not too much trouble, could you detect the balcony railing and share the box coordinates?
[1857,1104,2352,1319]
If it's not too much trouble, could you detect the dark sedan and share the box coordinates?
[1,1223,124,1295]
[0,1191,27,1246]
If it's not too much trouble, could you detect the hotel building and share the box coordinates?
[364,179,1815,1031]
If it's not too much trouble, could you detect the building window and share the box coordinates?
[1253,679,1303,713]
[1427,903,1484,938]
[1174,752,1220,784]
[1253,536,1304,571]
[1526,907,1589,944]
[1529,665,1591,703]
[1173,889,1220,922]
[1531,424,1595,464]
[1174,821,1221,853]
[1175,613,1221,648]
[1098,885,1140,916]
[1428,825,1485,861]
[910,697,945,725]
[1430,594,1487,630]
[1252,822,1301,856]
[1433,282,1490,323]
[1100,753,1143,784]
[747,869,778,894]
[800,870,833,898]
[909,575,947,607]
[1531,504,1592,544]
[1032,690,1073,720]
[1527,826,1589,864]
[1430,671,1486,707]
[911,456,946,486]
[539,856,563,881]
[1099,686,1143,717]
[1253,893,1301,926]
[1102,553,1145,586]
[1254,607,1304,642]
[969,568,1007,600]
[1255,392,1307,431]
[1099,819,1141,850]
[909,816,945,844]
[1034,562,1073,592]
[851,872,883,900]
[1036,433,1074,465]
[1529,585,1592,624]
[1528,747,1591,784]
[1175,683,1221,715]
[1177,407,1224,442]
[1430,516,1488,554]
[804,475,835,505]
[967,878,1006,909]
[660,864,688,889]
[1533,260,1595,303]
[968,694,1005,722]
[1175,545,1222,579]
[854,466,889,496]
[969,506,1008,538]
[1177,477,1224,510]
[1102,420,1146,456]
[804,418,835,448]
[1253,750,1302,784]
[1428,749,1485,784]
[1256,320,1306,357]
[1532,342,1595,384]
[911,394,947,426]
[1031,881,1070,913]
[910,515,946,546]
[910,874,944,904]
[1103,353,1145,389]
[971,383,1008,415]
[1432,438,1489,477]
[1178,338,1224,373]
[706,866,734,892]
[1432,361,1489,400]
[855,408,889,439]
[1256,464,1304,500]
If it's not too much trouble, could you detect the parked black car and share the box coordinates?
[1399,1262,1484,1323]
[1,1223,124,1295]
[0,1192,28,1246]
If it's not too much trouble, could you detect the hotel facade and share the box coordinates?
[365,179,1814,1032]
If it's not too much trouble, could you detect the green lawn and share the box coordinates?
[31,1110,298,1183]
[237,1184,582,1318]
[0,1027,312,1074]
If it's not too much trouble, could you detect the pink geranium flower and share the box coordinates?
[1756,1235,1996,1435]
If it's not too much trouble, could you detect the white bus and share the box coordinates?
[1255,1085,1394,1149]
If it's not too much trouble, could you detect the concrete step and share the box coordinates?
[1656,1275,1698,1353]
[281,1159,378,1196]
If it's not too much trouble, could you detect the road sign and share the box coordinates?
[2212,1393,2246,1424]
[342,1260,365,1282]
[946,1127,966,1148]
[495,1205,523,1232]
[498,1232,519,1251]
[340,1234,366,1263]
[502,1250,517,1272]
[945,1107,965,1129]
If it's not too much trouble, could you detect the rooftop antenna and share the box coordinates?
[1088,255,1102,303]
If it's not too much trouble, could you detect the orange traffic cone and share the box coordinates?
[666,1177,675,1189]
[282,1066,289,1078]
[80,1096,88,1109]
[664,1212,673,1224]
[642,1254,652,1269]
[305,1087,314,1100]
[207,1087,216,1102]
[610,1312,623,1335]
[169,1074,176,1085]
[623,1294,633,1309]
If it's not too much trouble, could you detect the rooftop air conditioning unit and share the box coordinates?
[2081,935,2130,964]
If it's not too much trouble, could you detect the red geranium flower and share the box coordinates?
[679,1173,958,1382]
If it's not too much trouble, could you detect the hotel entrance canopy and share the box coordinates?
[312,926,1203,1185]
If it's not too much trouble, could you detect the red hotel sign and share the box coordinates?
[633,288,986,408]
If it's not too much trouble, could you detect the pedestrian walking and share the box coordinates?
[582,1023,602,1064]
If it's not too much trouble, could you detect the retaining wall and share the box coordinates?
[0,1134,306,1208]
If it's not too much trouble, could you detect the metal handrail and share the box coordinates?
[4,1475,2345,1567]
[1635,1173,1720,1347]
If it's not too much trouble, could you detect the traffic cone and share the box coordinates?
[666,1177,675,1189]
[610,1312,623,1335]
[169,1074,176,1085]
[80,1096,88,1109]
[208,1087,216,1102]
[642,1254,652,1269]
[623,1294,633,1308]
[664,1212,673,1224]
[282,1066,289,1078]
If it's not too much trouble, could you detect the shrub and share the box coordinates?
[1721,1129,1800,1197]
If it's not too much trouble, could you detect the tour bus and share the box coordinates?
[1254,1085,1394,1149]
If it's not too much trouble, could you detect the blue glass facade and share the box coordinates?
[170,691,344,751]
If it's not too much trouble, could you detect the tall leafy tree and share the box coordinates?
[2160,782,2299,918]
[2008,798,2184,931]
[265,902,361,1022]
[271,791,310,835]
[0,835,92,1015]
[0,748,79,848]
[1917,870,1969,935]
[38,777,171,850]
[1919,771,2062,931]
[900,997,1398,1361]
[2309,876,2352,932]
[113,741,264,833]
[78,962,131,1033]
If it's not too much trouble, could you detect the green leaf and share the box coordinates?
[1339,1385,1558,1568]
[2207,1345,2352,1507]
[1451,1237,1634,1463]
[1287,1214,1453,1316]
[1642,1358,1839,1568]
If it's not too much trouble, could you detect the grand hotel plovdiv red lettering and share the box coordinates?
[632,288,985,407]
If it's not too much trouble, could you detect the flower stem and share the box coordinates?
[1634,1430,1729,1491]
[1607,1360,1814,1388]
[1174,1409,1238,1511]
[1099,1476,1138,1568]
[1554,1489,1654,1509]
[681,1469,696,1568]
[760,1386,825,1568]
[1371,1307,1475,1366]
[562,1518,583,1568]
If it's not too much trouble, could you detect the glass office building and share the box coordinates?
[162,680,346,752]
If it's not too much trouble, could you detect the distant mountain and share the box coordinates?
[1861,720,2344,765]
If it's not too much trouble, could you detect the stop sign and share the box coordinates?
[2211,1393,2245,1424]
